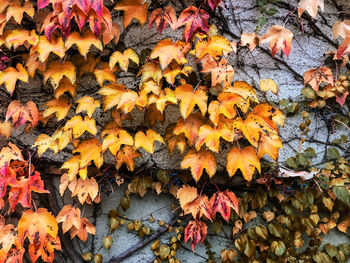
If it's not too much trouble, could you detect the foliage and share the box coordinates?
[0,0,349,262]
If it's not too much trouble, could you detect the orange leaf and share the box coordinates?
[144,103,165,127]
[337,37,350,59]
[0,63,28,94]
[137,61,162,85]
[195,35,232,59]
[98,83,126,110]
[134,129,164,154]
[70,217,96,241]
[74,138,103,168]
[298,0,324,19]
[33,35,66,62]
[181,149,217,181]
[56,205,82,234]
[0,142,24,167]
[71,177,99,204]
[175,84,208,119]
[44,61,76,88]
[43,97,71,121]
[94,62,117,87]
[150,39,190,69]
[109,48,139,71]
[65,30,102,58]
[258,133,283,160]
[303,67,334,92]
[75,96,100,118]
[240,32,259,51]
[65,115,97,139]
[201,55,234,87]
[260,25,293,57]
[164,124,186,155]
[114,0,148,28]
[184,220,207,251]
[227,146,261,181]
[5,1,34,24]
[101,123,133,155]
[54,77,77,98]
[116,145,141,171]
[0,221,18,259]
[174,112,205,146]
[225,81,259,103]
[0,121,12,139]
[1,29,38,49]
[148,88,177,113]
[6,100,39,129]
[332,20,350,39]
[149,6,177,33]
[210,190,239,221]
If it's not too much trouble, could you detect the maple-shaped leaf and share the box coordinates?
[298,0,324,19]
[0,220,18,260]
[163,63,193,84]
[44,61,76,88]
[32,35,66,62]
[101,122,133,155]
[8,171,49,210]
[5,0,34,24]
[149,6,177,33]
[181,149,217,181]
[56,205,81,234]
[332,20,350,39]
[65,115,97,138]
[225,81,259,103]
[6,100,39,129]
[18,208,58,250]
[177,6,209,42]
[258,133,283,160]
[74,138,103,168]
[72,177,99,204]
[150,39,190,69]
[65,30,103,58]
[98,83,126,110]
[114,0,148,28]
[240,32,259,51]
[0,142,24,168]
[144,103,165,127]
[1,29,38,49]
[205,0,223,10]
[140,80,161,95]
[303,67,334,92]
[43,97,72,121]
[175,84,208,119]
[137,61,162,85]
[75,96,100,117]
[34,134,58,156]
[117,90,148,114]
[195,35,233,59]
[201,55,234,87]
[0,121,12,139]
[134,129,164,154]
[164,124,186,155]
[0,63,28,94]
[337,37,350,59]
[70,217,96,241]
[210,190,239,221]
[260,25,293,57]
[28,235,60,263]
[109,48,139,71]
[252,103,285,129]
[226,146,261,181]
[148,88,177,113]
[61,155,80,181]
[259,78,279,94]
[174,112,205,146]
[177,185,212,220]
[25,51,46,78]
[116,145,141,171]
[0,163,19,202]
[184,220,207,251]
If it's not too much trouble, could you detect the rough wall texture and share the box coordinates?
[1,0,350,262]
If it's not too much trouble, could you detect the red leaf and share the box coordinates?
[210,190,239,222]
[184,220,207,251]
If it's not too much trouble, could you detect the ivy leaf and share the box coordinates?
[210,190,239,222]
[174,112,205,146]
[75,96,100,118]
[44,61,76,88]
[195,35,232,59]
[69,217,95,241]
[134,129,164,154]
[72,177,99,204]
[44,97,72,121]
[201,55,234,87]
[0,63,28,95]
[332,185,350,206]
[74,138,103,168]
[260,25,293,57]
[227,146,261,181]
[32,35,66,62]
[109,48,139,71]
[5,1,34,24]
[177,6,209,42]
[184,220,207,251]
[298,0,324,18]
[114,0,148,28]
[332,20,350,39]
[259,78,278,94]
[116,145,141,172]
[64,115,97,139]
[271,240,286,256]
[56,205,81,234]
[240,33,259,52]
[98,83,126,111]
[257,133,283,161]
[149,6,177,33]
[181,148,217,182]
[164,124,187,155]
[128,176,153,197]
[65,30,103,58]
[303,67,334,92]
[6,100,39,129]
[337,37,350,59]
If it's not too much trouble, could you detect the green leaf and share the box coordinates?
[304,147,316,158]
[302,87,317,99]
[338,243,350,256]
[296,153,309,167]
[271,241,285,256]
[268,223,282,238]
[325,244,338,258]
[327,147,340,159]
[257,17,267,27]
[332,186,350,206]
[313,252,332,263]
[286,157,297,169]
[265,7,279,16]
[244,239,256,258]
[255,225,268,239]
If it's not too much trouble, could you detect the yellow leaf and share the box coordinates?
[33,35,66,62]
[65,115,97,139]
[98,83,126,110]
[114,0,148,28]
[44,61,76,88]
[259,79,279,94]
[44,97,71,121]
[134,129,164,154]
[76,96,100,118]
[195,35,232,59]
[109,48,139,71]
[65,30,102,58]
[0,63,28,94]
[74,138,103,168]
[116,145,141,171]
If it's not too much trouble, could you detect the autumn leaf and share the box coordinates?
[94,62,117,87]
[101,123,133,155]
[56,205,81,234]
[5,0,34,24]
[174,112,205,146]
[257,133,283,160]
[61,155,80,180]
[205,0,223,10]
[201,55,234,87]
[109,48,139,71]
[0,63,28,94]
[148,88,177,113]
[65,115,97,138]
[175,84,208,119]
[150,39,190,69]
[225,81,259,103]
[332,20,350,39]
[144,103,165,126]
[70,217,96,241]
[227,146,261,181]
[164,124,186,155]
[184,220,207,251]
[134,129,164,154]
[303,67,334,92]
[0,121,12,139]
[195,35,233,59]
[252,103,285,129]
[163,63,193,85]
[44,61,76,88]
[259,78,278,94]
[75,96,100,118]
[128,176,153,197]
[210,190,239,221]
[138,61,163,85]
[71,177,99,204]
[0,220,18,260]
[177,185,212,220]
[74,138,103,168]
[65,30,103,58]
[114,0,148,28]
[181,149,217,181]
[0,142,24,168]
[117,90,147,114]
[298,0,324,19]
[43,97,72,121]
[337,37,350,59]
[98,83,126,110]
[260,25,293,57]
[2,29,38,49]
[6,100,39,129]
[177,6,209,42]
[149,6,177,33]
[32,35,66,62]
[240,32,259,51]
[115,145,141,171]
